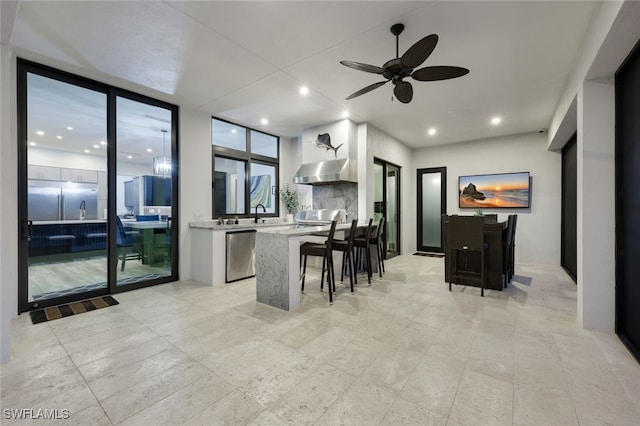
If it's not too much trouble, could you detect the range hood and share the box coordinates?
[293,158,356,185]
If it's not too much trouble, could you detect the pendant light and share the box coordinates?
[153,129,171,176]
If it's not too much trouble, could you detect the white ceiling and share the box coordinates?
[9,0,599,151]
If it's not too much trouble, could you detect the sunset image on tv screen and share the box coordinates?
[459,172,530,208]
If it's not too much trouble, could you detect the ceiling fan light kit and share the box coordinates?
[340,23,469,104]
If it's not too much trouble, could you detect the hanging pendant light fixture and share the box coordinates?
[153,129,171,176]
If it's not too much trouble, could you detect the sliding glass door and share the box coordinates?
[18,60,179,313]
[373,158,401,259]
[20,70,109,307]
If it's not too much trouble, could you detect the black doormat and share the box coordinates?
[30,296,119,324]
[413,252,445,258]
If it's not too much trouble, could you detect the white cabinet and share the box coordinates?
[28,165,60,181]
[60,168,98,183]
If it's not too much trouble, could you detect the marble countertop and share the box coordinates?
[189,220,359,236]
[189,220,290,230]
[33,220,106,225]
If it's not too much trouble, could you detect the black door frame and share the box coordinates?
[17,59,179,313]
[374,158,401,259]
[615,39,640,362]
[416,167,447,253]
[561,133,577,282]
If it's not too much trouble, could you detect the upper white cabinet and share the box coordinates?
[28,165,61,181]
[60,168,98,183]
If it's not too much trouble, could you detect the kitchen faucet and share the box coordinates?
[79,200,86,220]
[254,203,266,223]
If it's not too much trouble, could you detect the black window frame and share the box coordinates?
[212,117,280,219]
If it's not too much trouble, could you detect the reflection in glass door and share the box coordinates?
[373,159,401,259]
[417,167,447,253]
[115,97,174,287]
[21,71,109,309]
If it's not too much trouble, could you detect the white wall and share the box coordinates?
[1,39,17,362]
[178,107,213,281]
[412,133,561,265]
[577,80,615,332]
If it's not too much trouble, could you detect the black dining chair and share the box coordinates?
[116,216,142,271]
[508,214,518,282]
[332,219,358,294]
[447,215,488,296]
[353,218,374,286]
[300,220,338,304]
[369,217,386,277]
[502,215,515,287]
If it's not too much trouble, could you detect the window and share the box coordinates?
[212,118,279,217]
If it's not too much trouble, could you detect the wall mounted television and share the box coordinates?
[458,171,530,209]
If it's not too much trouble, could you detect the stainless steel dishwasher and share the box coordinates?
[225,230,257,282]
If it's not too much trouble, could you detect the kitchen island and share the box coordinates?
[255,223,354,311]
[190,221,354,310]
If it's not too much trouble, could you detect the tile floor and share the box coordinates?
[2,255,640,425]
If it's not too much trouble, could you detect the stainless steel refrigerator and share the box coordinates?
[28,180,98,221]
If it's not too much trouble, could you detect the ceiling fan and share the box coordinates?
[340,23,469,104]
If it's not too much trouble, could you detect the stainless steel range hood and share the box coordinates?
[293,158,356,185]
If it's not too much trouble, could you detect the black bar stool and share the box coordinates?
[332,219,358,294]
[353,218,374,286]
[300,220,338,304]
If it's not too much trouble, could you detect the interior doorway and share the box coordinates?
[416,167,447,253]
[373,158,401,259]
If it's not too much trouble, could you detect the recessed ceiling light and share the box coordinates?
[299,86,309,96]
[127,155,132,159]
[100,141,107,145]
[261,118,268,125]
[56,136,63,140]
[428,127,437,136]
[491,116,502,125]
[66,126,73,131]
[93,145,99,149]
[36,131,44,136]
[342,111,349,118]
[231,129,237,134]
[84,149,90,153]
[146,148,152,152]
[29,142,36,146]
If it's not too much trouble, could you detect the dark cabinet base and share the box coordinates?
[443,220,506,291]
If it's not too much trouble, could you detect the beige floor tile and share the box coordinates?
[399,351,465,417]
[99,359,211,423]
[5,256,640,426]
[358,346,423,394]
[119,373,234,426]
[77,335,174,382]
[186,389,264,426]
[87,347,190,400]
[448,369,513,426]
[513,384,578,426]
[271,363,357,425]
[380,396,448,426]
[315,378,397,426]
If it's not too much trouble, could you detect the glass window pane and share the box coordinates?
[26,73,108,302]
[214,157,246,215]
[116,97,173,286]
[250,163,276,213]
[212,119,246,151]
[250,130,278,158]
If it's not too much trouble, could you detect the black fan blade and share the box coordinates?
[345,81,388,100]
[401,34,438,69]
[411,66,470,81]
[340,61,384,74]
[394,81,413,104]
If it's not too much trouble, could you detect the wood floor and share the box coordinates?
[28,257,171,301]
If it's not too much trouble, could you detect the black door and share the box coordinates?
[616,41,640,361]
[417,167,447,253]
[561,134,577,281]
